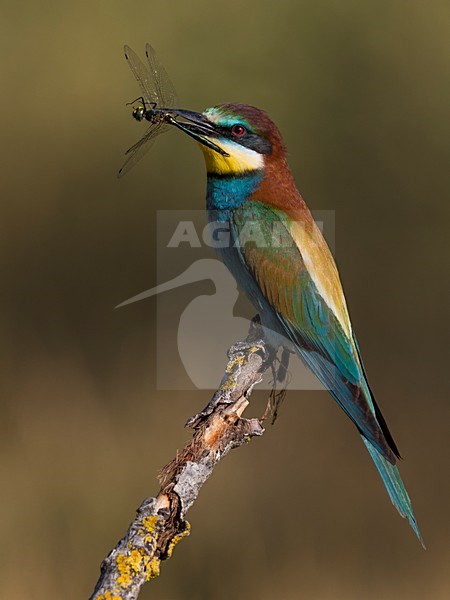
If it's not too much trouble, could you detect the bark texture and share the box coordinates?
[90,318,274,600]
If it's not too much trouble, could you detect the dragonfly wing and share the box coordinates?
[118,121,170,178]
[124,44,160,105]
[145,43,178,108]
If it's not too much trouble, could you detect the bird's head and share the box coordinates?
[169,103,286,176]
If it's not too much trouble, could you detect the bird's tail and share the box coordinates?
[362,437,425,547]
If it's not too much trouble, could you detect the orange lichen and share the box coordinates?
[166,522,191,558]
[144,556,161,580]
[142,515,159,534]
[116,549,143,586]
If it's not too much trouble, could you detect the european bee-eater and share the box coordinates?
[162,103,422,544]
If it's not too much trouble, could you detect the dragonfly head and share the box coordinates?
[132,105,146,122]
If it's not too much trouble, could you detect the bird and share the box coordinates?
[156,102,423,544]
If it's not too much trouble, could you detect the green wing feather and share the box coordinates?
[230,201,398,463]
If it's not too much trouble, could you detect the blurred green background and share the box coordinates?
[1,1,449,598]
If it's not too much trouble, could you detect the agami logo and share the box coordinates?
[117,211,332,391]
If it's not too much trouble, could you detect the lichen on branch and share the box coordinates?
[90,317,275,600]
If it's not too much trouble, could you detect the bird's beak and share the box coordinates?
[165,109,230,156]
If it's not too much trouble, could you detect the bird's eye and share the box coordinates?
[231,124,246,137]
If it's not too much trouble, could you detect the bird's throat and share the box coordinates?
[198,139,264,175]
[206,170,264,216]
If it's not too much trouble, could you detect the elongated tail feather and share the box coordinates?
[363,437,424,547]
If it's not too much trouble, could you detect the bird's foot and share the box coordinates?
[261,347,292,424]
[262,386,288,425]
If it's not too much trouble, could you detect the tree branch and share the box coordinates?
[90,317,274,600]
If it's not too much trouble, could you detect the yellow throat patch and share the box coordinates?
[197,138,264,175]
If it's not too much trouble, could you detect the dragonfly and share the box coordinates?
[118,43,179,177]
[119,43,229,177]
